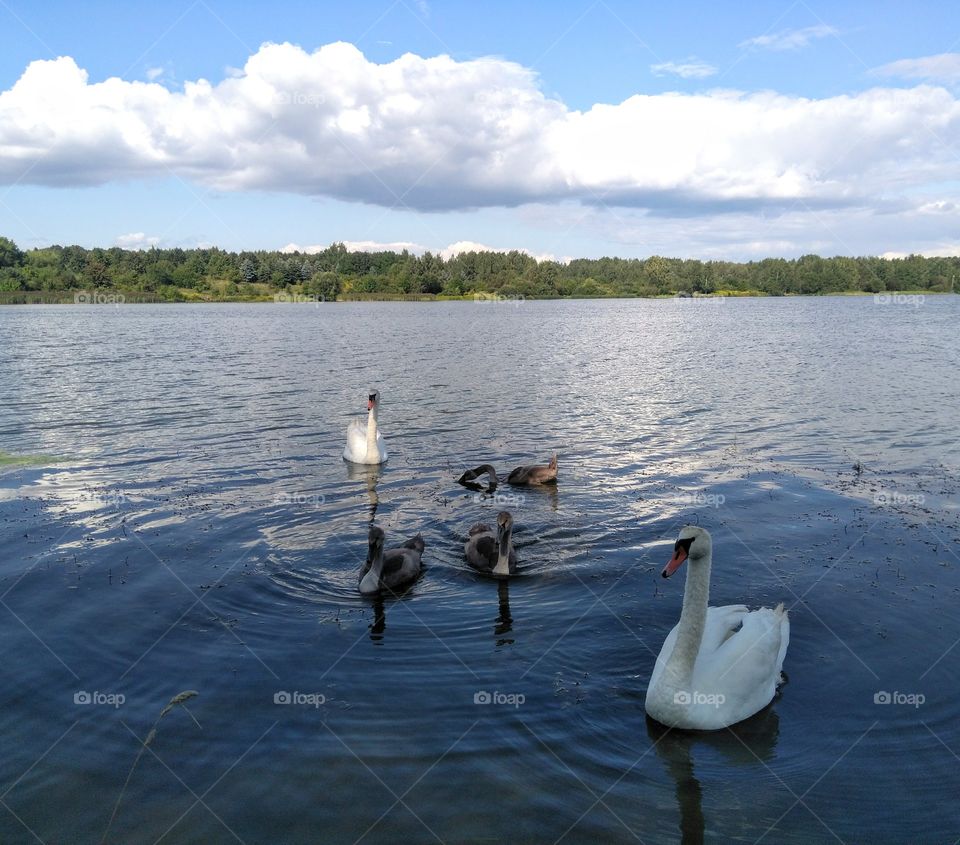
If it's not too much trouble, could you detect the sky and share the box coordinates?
[1,0,960,261]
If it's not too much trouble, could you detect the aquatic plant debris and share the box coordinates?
[0,450,66,468]
[101,690,200,843]
[159,689,199,718]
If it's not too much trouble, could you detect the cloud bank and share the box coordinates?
[1,41,959,219]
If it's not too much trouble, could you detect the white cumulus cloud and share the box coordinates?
[115,232,160,249]
[280,239,557,261]
[280,240,424,254]
[1,41,959,220]
[437,240,556,261]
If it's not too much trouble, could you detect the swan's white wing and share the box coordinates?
[693,606,788,725]
[649,605,748,694]
[343,417,369,462]
[374,427,387,462]
[696,604,749,661]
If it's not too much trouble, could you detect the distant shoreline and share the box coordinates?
[0,290,952,305]
[2,239,956,302]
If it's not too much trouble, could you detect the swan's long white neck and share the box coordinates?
[667,551,712,685]
[493,529,512,576]
[365,404,379,461]
[360,544,384,592]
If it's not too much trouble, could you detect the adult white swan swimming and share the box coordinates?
[645,526,789,730]
[343,389,388,465]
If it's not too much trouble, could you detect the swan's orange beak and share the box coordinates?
[367,398,375,410]
[662,544,688,578]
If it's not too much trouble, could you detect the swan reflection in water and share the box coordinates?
[368,595,386,642]
[366,564,513,646]
[495,580,513,646]
[646,705,781,844]
[344,461,382,525]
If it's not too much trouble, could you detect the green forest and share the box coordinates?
[0,236,955,302]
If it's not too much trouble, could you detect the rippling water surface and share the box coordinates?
[1,298,958,843]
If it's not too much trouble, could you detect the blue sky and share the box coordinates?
[2,0,960,260]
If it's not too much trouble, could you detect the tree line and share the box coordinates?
[0,236,955,300]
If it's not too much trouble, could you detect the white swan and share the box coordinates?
[343,389,388,465]
[645,526,789,730]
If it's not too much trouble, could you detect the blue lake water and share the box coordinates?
[1,297,958,843]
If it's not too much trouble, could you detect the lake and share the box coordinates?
[1,297,958,843]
